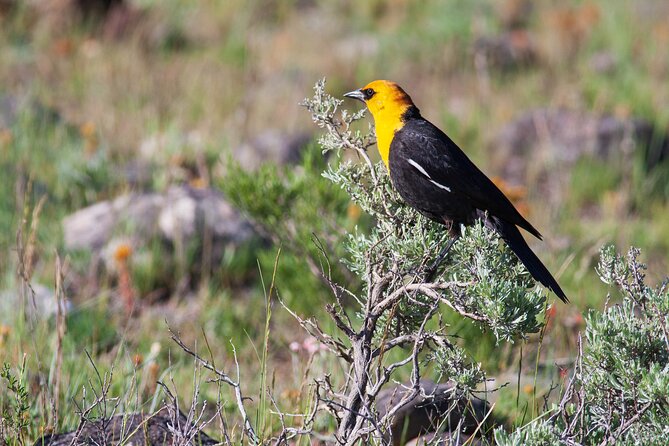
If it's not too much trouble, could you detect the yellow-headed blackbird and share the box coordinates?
[344,80,568,302]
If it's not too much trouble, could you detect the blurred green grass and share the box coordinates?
[1,0,669,441]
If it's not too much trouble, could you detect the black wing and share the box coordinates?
[394,119,542,239]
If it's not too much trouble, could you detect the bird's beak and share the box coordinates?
[343,89,366,102]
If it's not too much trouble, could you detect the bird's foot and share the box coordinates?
[425,237,458,281]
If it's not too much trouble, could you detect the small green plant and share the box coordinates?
[220,141,362,312]
[1,362,31,446]
[496,246,669,445]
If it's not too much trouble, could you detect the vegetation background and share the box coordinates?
[1,0,668,443]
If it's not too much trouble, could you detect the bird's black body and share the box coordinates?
[388,109,568,302]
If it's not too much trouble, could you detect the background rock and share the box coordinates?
[33,407,218,446]
[376,380,491,446]
[473,30,537,71]
[158,185,254,248]
[492,108,669,184]
[64,186,253,253]
[64,192,163,251]
[233,130,311,171]
[0,93,62,130]
[0,283,71,325]
[63,185,255,293]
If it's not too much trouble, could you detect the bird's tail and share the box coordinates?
[491,217,568,303]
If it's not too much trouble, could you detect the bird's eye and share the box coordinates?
[363,88,375,99]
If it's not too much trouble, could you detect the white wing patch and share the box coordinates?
[407,158,451,192]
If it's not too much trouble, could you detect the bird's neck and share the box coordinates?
[373,105,420,168]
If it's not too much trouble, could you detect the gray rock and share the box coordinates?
[33,406,218,446]
[493,108,669,183]
[473,30,537,71]
[234,130,311,171]
[0,93,61,130]
[589,51,618,75]
[158,186,254,246]
[376,380,491,446]
[0,283,71,324]
[63,185,254,261]
[63,193,164,251]
[0,93,18,129]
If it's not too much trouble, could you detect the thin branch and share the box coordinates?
[168,326,259,444]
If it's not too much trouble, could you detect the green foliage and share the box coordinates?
[0,101,117,286]
[325,160,448,279]
[632,157,669,208]
[497,246,669,445]
[584,247,669,442]
[130,240,178,297]
[5,107,113,209]
[444,224,546,341]
[65,303,118,353]
[495,420,562,446]
[569,157,621,208]
[0,362,30,445]
[432,344,485,394]
[219,140,362,309]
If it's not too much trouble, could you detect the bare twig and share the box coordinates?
[68,353,115,446]
[168,326,260,444]
[52,254,66,429]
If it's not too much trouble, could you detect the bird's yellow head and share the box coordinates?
[345,80,414,117]
[344,80,418,167]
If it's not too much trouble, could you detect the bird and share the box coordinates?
[344,80,568,303]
